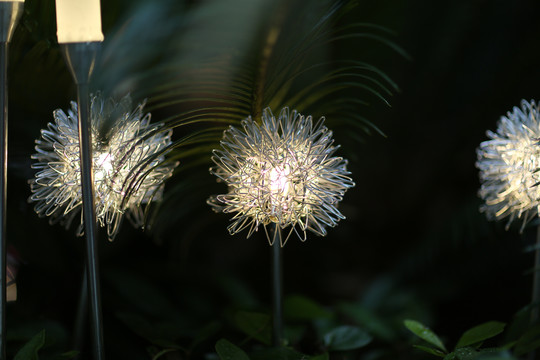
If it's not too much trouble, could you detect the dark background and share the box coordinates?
[4,0,540,358]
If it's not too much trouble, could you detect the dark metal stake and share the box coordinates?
[529,227,540,360]
[0,3,23,358]
[0,40,7,360]
[73,269,88,359]
[61,42,104,360]
[532,227,540,323]
[271,224,284,347]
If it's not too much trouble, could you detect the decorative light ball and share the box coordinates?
[476,99,540,231]
[29,94,177,240]
[208,107,355,246]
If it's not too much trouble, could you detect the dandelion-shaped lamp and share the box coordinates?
[476,99,540,326]
[209,107,355,345]
[29,94,176,239]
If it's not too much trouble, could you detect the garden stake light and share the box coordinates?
[29,93,176,356]
[476,100,540,330]
[0,1,23,357]
[55,0,104,358]
[209,107,355,346]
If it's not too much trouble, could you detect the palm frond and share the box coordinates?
[90,0,404,236]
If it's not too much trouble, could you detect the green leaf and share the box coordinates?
[14,330,46,360]
[413,345,446,357]
[456,321,506,349]
[451,347,479,360]
[234,311,271,345]
[215,339,250,360]
[443,352,456,360]
[323,325,372,351]
[284,324,308,344]
[283,295,332,321]
[503,306,531,343]
[404,319,447,352]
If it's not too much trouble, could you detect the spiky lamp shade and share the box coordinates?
[476,100,540,231]
[29,94,177,240]
[209,107,355,246]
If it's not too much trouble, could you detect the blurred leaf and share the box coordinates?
[284,324,308,344]
[323,325,372,351]
[443,352,455,360]
[233,311,271,345]
[444,347,477,360]
[404,319,447,353]
[14,330,46,360]
[215,339,250,360]
[283,294,332,321]
[456,321,506,349]
[442,348,516,360]
[514,324,540,356]
[504,306,531,344]
[413,345,446,357]
[313,317,337,339]
[338,302,396,341]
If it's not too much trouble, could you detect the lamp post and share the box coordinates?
[0,1,23,358]
[55,0,105,358]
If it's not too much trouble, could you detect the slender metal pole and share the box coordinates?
[0,41,7,360]
[271,224,284,347]
[528,226,540,360]
[532,226,540,323]
[77,74,105,360]
[61,42,104,360]
[73,269,88,359]
[0,3,23,358]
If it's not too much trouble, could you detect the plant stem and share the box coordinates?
[271,224,284,347]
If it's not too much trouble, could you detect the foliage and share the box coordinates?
[404,317,540,360]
